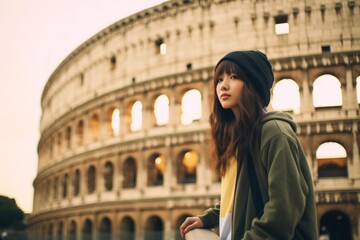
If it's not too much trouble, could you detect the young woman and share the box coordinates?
[180,51,318,239]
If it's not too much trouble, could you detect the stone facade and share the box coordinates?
[28,0,360,239]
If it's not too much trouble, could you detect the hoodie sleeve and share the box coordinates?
[243,122,309,239]
[198,202,220,229]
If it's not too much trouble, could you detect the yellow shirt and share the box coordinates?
[219,157,237,240]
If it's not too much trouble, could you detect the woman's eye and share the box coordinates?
[217,78,223,83]
[230,74,238,79]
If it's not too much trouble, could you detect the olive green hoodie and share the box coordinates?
[199,111,318,239]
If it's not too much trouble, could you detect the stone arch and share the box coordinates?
[77,119,84,145]
[53,176,59,200]
[313,74,342,108]
[147,153,165,186]
[316,141,348,178]
[145,215,163,240]
[87,165,96,193]
[130,100,142,132]
[68,220,77,240]
[66,126,72,149]
[106,106,115,136]
[112,108,120,137]
[181,89,202,125]
[56,131,62,153]
[176,149,199,184]
[57,221,64,239]
[320,210,351,240]
[99,217,112,240]
[46,179,51,202]
[119,216,135,240]
[271,78,300,113]
[73,169,80,197]
[154,94,170,126]
[175,214,192,240]
[62,173,69,198]
[123,157,137,189]
[48,223,53,239]
[82,218,93,240]
[103,161,114,191]
[90,113,100,141]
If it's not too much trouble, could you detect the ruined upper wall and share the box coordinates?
[40,0,360,132]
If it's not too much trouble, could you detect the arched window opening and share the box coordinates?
[77,120,84,145]
[317,142,347,178]
[123,157,137,188]
[50,137,54,158]
[82,219,92,240]
[66,126,72,149]
[62,173,68,198]
[313,74,342,107]
[356,76,360,104]
[320,211,351,240]
[103,161,114,191]
[131,101,142,131]
[177,150,198,184]
[90,114,100,141]
[46,180,51,201]
[120,216,135,240]
[99,217,112,240]
[111,108,120,136]
[73,169,80,196]
[145,216,163,240]
[154,94,169,126]
[148,154,165,186]
[53,177,58,200]
[57,222,63,239]
[272,79,300,113]
[87,166,96,193]
[110,55,117,71]
[181,89,202,125]
[47,223,53,239]
[68,221,76,240]
[57,132,62,151]
[175,214,192,240]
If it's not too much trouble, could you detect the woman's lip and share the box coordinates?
[221,93,230,99]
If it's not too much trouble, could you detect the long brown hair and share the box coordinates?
[209,60,264,176]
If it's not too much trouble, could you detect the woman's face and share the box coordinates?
[216,72,245,117]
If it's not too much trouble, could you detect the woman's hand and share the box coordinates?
[179,216,204,239]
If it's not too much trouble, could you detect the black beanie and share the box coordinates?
[215,50,274,107]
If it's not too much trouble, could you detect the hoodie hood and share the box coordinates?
[260,111,297,133]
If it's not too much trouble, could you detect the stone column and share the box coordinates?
[118,102,126,140]
[197,136,207,191]
[96,159,102,200]
[115,154,121,198]
[201,80,210,124]
[344,65,358,116]
[142,95,152,133]
[164,210,173,240]
[165,140,175,189]
[137,148,146,193]
[68,167,73,204]
[84,112,92,145]
[168,88,178,129]
[98,106,107,142]
[80,164,87,202]
[352,125,360,179]
[300,68,314,118]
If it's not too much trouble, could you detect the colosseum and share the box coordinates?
[28,0,360,239]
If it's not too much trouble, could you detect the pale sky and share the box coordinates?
[0,0,166,213]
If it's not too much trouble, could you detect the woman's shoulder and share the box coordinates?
[260,111,297,143]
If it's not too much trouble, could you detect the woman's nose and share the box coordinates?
[221,78,229,90]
